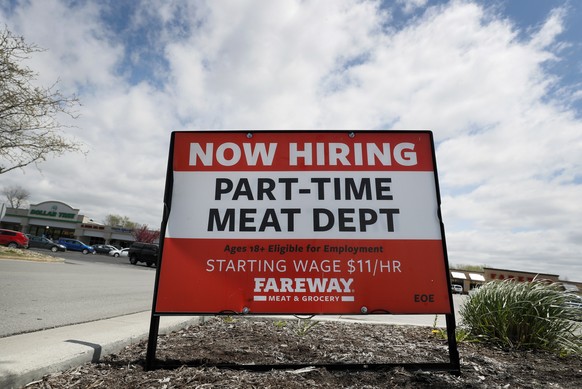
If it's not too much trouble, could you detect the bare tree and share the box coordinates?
[0,26,84,174]
[2,184,30,208]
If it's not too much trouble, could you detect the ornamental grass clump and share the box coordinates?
[460,280,581,355]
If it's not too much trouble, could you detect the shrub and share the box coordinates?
[460,280,581,354]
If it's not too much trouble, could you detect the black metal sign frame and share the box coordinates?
[145,130,460,374]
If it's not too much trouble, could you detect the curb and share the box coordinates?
[0,312,201,389]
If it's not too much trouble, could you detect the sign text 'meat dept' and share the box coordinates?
[153,131,451,315]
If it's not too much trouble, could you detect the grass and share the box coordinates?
[460,280,581,355]
[431,315,477,343]
[273,320,287,329]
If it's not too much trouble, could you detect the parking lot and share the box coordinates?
[27,246,148,267]
[0,251,156,337]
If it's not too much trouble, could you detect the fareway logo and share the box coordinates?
[254,277,353,293]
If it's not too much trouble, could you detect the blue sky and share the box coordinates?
[1,0,581,281]
[91,0,582,116]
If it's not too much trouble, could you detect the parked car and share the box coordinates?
[57,238,95,254]
[110,248,128,258]
[106,247,123,257]
[93,244,118,255]
[565,294,582,322]
[128,242,159,267]
[26,235,66,252]
[451,284,463,294]
[0,228,29,248]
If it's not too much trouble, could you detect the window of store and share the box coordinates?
[0,222,22,231]
[89,237,105,245]
[27,226,74,240]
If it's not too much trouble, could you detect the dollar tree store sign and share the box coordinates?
[153,130,453,315]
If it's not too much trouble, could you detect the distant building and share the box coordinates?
[0,201,137,248]
[450,270,486,292]
[483,267,560,283]
[449,267,580,294]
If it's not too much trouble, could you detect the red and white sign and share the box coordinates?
[153,131,452,315]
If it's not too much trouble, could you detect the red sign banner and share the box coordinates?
[153,130,452,315]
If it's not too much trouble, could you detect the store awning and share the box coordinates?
[469,273,486,282]
[450,271,467,279]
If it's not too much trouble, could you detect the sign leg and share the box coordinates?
[145,315,160,371]
[445,313,461,374]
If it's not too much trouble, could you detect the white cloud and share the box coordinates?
[164,0,383,128]
[1,0,581,280]
[529,7,565,49]
[397,0,429,15]
[6,0,122,93]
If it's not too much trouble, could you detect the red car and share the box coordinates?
[0,228,29,248]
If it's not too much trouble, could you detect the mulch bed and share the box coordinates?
[25,316,582,388]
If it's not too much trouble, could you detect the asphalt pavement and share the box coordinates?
[0,255,155,337]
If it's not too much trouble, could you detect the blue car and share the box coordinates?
[57,238,95,254]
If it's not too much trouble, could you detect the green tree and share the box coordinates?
[0,27,83,174]
[451,263,484,272]
[104,214,138,229]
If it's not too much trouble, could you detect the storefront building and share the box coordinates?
[0,201,136,248]
[450,270,487,293]
[483,267,560,283]
[449,267,581,294]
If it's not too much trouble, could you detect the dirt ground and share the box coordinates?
[24,316,581,388]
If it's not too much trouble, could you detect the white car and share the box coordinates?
[565,294,582,321]
[107,247,124,257]
[114,248,129,258]
[451,284,463,294]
